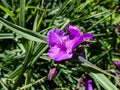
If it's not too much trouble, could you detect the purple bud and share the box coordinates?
[115,5,120,10]
[115,5,120,13]
[113,60,120,68]
[48,67,57,80]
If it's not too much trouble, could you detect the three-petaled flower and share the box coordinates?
[47,24,93,62]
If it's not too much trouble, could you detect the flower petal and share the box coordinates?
[85,80,93,90]
[66,24,80,39]
[47,46,72,61]
[65,38,83,53]
[114,60,120,68]
[66,24,83,48]
[47,29,66,47]
[82,33,94,41]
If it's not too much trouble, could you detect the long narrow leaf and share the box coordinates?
[0,17,46,43]
[19,0,25,27]
[0,5,14,16]
[87,11,115,31]
[78,57,118,90]
[0,33,14,39]
[49,0,72,26]
[90,73,118,90]
[78,56,116,78]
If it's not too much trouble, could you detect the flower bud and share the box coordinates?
[48,67,57,80]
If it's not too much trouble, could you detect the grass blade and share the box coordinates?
[0,5,14,16]
[19,0,25,27]
[0,33,14,39]
[78,57,118,90]
[49,0,72,26]
[90,73,118,90]
[0,17,46,43]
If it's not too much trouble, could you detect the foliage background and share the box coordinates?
[0,0,120,90]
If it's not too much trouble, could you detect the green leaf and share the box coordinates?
[1,0,12,9]
[0,33,14,39]
[113,13,120,24]
[78,56,118,90]
[0,5,14,16]
[90,73,118,90]
[0,17,46,43]
[78,56,116,78]
[87,11,115,31]
[49,0,72,26]
[19,0,25,27]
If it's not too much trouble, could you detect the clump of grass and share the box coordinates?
[0,0,120,90]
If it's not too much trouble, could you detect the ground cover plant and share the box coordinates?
[0,0,120,90]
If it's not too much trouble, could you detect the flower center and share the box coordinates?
[56,38,67,51]
[60,39,67,51]
[61,39,66,46]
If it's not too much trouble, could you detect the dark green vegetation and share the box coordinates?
[0,0,120,90]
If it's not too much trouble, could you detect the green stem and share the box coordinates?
[78,56,118,79]
[20,76,47,90]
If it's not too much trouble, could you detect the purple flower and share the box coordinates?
[47,24,93,61]
[114,60,120,68]
[76,78,93,90]
[84,80,93,90]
